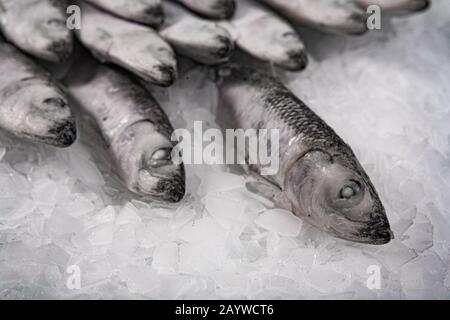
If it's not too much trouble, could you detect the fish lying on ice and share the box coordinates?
[67,55,185,202]
[76,1,177,87]
[0,0,73,63]
[160,1,234,65]
[355,0,431,13]
[222,0,308,71]
[216,65,393,244]
[173,0,236,19]
[258,0,368,35]
[83,0,164,27]
[0,41,76,147]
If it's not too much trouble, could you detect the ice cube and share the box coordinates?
[255,209,302,237]
[121,265,158,295]
[178,217,225,243]
[116,203,142,225]
[88,223,114,246]
[152,243,179,274]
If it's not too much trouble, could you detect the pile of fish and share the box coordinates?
[0,0,430,244]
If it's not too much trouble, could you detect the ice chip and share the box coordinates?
[152,243,179,274]
[255,209,302,237]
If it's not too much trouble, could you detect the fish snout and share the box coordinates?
[48,120,77,148]
[413,0,431,12]
[138,165,186,203]
[286,50,309,71]
[155,65,178,87]
[215,0,236,19]
[143,5,164,27]
[359,216,394,245]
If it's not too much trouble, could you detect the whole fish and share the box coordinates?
[83,0,164,27]
[223,0,308,71]
[258,0,368,35]
[216,65,393,244]
[0,42,76,147]
[173,0,236,19]
[355,0,431,13]
[0,0,73,63]
[76,1,177,87]
[160,1,234,65]
[67,56,185,202]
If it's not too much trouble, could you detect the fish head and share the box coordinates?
[2,80,76,147]
[284,149,392,245]
[123,122,185,202]
[11,3,73,62]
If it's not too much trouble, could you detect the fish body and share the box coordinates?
[258,0,368,35]
[355,0,431,13]
[76,2,177,87]
[224,0,307,70]
[217,65,392,244]
[173,0,236,19]
[67,57,185,202]
[84,0,164,27]
[0,0,73,63]
[0,42,76,147]
[160,1,234,65]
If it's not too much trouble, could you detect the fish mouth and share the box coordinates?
[285,50,309,71]
[46,38,74,63]
[143,5,165,26]
[212,0,236,19]
[355,218,394,245]
[47,120,77,148]
[137,165,186,202]
[346,13,369,35]
[155,65,177,87]
[411,0,431,12]
[214,35,234,59]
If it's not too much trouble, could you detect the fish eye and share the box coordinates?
[148,148,173,168]
[152,148,172,161]
[339,180,361,200]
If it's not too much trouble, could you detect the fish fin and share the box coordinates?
[243,165,282,200]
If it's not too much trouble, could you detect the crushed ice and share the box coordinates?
[0,3,449,299]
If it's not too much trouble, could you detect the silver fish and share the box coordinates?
[67,56,185,202]
[0,41,76,147]
[173,0,236,19]
[76,1,177,87]
[0,0,73,63]
[223,0,308,71]
[83,0,164,27]
[355,0,431,13]
[258,0,368,35]
[216,65,393,244]
[160,1,234,65]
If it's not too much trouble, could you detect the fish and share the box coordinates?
[0,0,73,63]
[66,54,185,202]
[160,1,234,65]
[173,0,236,19]
[75,1,177,87]
[0,41,76,147]
[83,0,164,27]
[216,65,393,244]
[258,0,368,35]
[355,0,431,13]
[222,0,308,71]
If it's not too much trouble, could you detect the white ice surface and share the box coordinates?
[0,2,449,299]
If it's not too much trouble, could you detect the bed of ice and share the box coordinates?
[0,2,449,299]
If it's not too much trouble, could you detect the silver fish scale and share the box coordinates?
[260,75,348,153]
